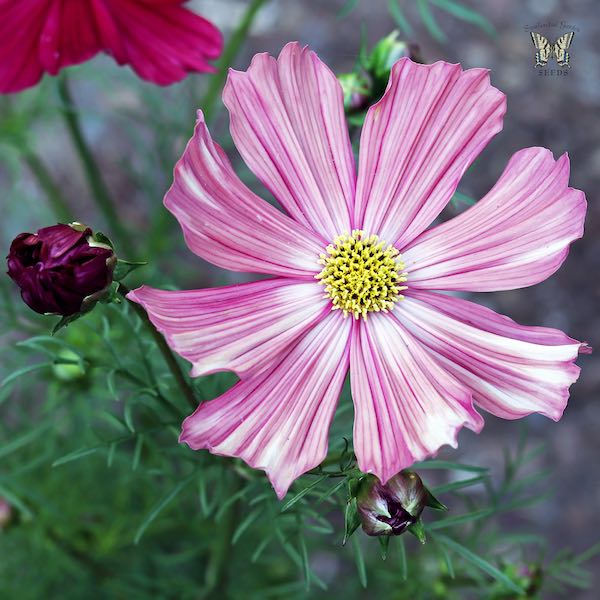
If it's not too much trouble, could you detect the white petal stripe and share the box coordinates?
[128,279,330,379]
[403,148,586,291]
[399,291,586,420]
[180,311,352,499]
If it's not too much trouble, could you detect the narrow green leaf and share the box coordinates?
[338,0,360,18]
[251,532,274,563]
[134,476,194,544]
[432,474,487,494]
[572,541,600,566]
[414,460,488,473]
[451,191,477,207]
[275,529,328,590]
[215,485,249,521]
[428,508,494,530]
[123,401,135,433]
[387,0,413,35]
[430,0,495,36]
[317,478,346,505]
[0,362,52,389]
[132,434,143,471]
[52,446,101,467]
[0,484,33,519]
[106,369,119,401]
[281,475,328,512]
[417,0,447,43]
[438,542,455,578]
[434,533,525,594]
[398,536,408,580]
[106,442,117,467]
[298,532,311,591]
[351,535,368,588]
[0,423,51,459]
[551,569,591,589]
[232,508,262,545]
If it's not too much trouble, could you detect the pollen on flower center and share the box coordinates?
[315,229,407,320]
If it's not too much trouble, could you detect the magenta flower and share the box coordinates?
[0,0,223,93]
[129,43,588,499]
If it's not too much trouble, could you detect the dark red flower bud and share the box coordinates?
[6,223,116,316]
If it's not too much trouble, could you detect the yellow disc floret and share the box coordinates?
[316,229,408,320]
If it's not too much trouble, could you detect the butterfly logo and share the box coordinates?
[530,32,575,67]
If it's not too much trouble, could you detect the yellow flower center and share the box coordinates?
[316,230,407,320]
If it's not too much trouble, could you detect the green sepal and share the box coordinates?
[348,476,361,499]
[425,489,448,512]
[113,259,148,282]
[407,519,427,544]
[51,313,84,336]
[91,230,114,249]
[378,535,391,560]
[343,497,361,545]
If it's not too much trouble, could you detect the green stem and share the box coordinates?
[203,474,240,598]
[56,75,134,256]
[23,150,73,222]
[201,0,267,122]
[118,284,197,412]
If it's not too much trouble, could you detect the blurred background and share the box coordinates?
[0,0,598,597]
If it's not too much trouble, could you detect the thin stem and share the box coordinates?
[200,0,267,122]
[56,75,134,256]
[203,473,240,598]
[23,150,73,222]
[118,284,197,412]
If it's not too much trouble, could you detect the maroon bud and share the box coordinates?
[6,223,116,316]
[357,471,427,536]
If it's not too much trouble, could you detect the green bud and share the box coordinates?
[367,31,422,83]
[338,72,371,112]
[51,349,86,382]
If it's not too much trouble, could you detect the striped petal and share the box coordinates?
[350,314,483,484]
[180,312,351,499]
[164,111,324,278]
[399,291,589,421]
[403,148,586,291]
[222,42,355,240]
[127,279,329,378]
[354,59,506,248]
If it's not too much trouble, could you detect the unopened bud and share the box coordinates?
[338,72,371,112]
[357,471,435,537]
[367,31,422,83]
[6,223,116,317]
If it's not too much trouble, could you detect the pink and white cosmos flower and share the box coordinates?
[129,43,588,499]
